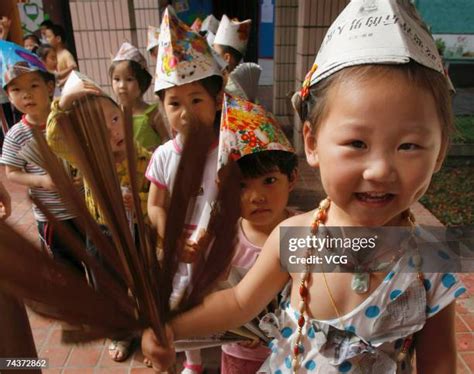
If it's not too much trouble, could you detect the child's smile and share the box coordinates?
[304,70,446,227]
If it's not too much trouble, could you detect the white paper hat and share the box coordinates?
[201,14,220,35]
[305,0,450,91]
[112,41,148,71]
[213,14,251,54]
[63,71,115,103]
[154,6,222,93]
[146,26,160,51]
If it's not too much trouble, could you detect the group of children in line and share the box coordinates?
[0,1,467,373]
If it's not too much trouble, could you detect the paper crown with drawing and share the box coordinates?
[154,6,222,92]
[0,39,52,89]
[213,14,251,54]
[218,93,294,170]
[146,25,160,51]
[62,70,115,103]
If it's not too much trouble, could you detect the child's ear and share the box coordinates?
[47,80,55,97]
[303,120,319,167]
[434,138,448,172]
[288,168,298,192]
[223,52,232,65]
[215,89,224,110]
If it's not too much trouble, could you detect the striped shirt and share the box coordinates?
[0,116,77,222]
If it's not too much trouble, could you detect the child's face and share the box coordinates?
[44,49,58,72]
[162,81,220,133]
[6,72,54,118]
[98,97,126,156]
[44,29,59,48]
[240,169,294,228]
[111,61,142,106]
[304,73,446,227]
[24,38,38,51]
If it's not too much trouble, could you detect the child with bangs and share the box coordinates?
[142,1,464,373]
[110,42,169,151]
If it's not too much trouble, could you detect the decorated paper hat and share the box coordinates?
[190,17,203,32]
[112,41,150,74]
[154,6,222,92]
[218,93,294,169]
[146,26,160,51]
[201,14,220,35]
[213,15,251,54]
[295,0,451,106]
[0,39,52,89]
[62,70,115,103]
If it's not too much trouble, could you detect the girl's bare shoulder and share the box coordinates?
[279,210,315,228]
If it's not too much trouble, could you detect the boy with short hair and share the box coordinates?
[44,24,77,87]
[0,40,83,274]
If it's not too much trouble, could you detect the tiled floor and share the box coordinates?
[1,160,473,373]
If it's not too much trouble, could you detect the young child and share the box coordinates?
[213,15,251,74]
[0,40,84,274]
[110,42,168,151]
[44,24,77,87]
[46,70,152,362]
[142,1,465,373]
[23,34,40,53]
[36,44,58,73]
[145,7,224,374]
[38,19,54,44]
[218,93,298,373]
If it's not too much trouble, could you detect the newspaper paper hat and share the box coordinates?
[294,0,452,117]
[63,70,115,103]
[218,93,294,169]
[214,15,251,54]
[190,17,202,32]
[0,40,52,89]
[146,26,160,51]
[154,6,222,92]
[112,41,151,77]
[201,14,220,34]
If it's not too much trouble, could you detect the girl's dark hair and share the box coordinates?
[237,150,298,180]
[23,34,40,44]
[46,24,66,43]
[109,60,152,94]
[36,44,54,61]
[157,74,223,101]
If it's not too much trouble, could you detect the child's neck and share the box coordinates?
[241,209,289,247]
[132,98,148,115]
[25,111,49,126]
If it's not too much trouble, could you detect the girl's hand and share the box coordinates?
[122,191,133,211]
[238,339,261,349]
[58,82,102,111]
[141,326,176,371]
[0,17,11,40]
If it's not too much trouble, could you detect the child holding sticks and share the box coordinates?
[46,70,151,362]
[143,1,465,373]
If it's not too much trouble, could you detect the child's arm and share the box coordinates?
[415,301,456,373]
[0,182,11,220]
[142,226,290,365]
[5,165,56,190]
[147,183,169,237]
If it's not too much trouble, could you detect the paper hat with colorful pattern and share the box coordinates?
[147,26,160,51]
[62,70,115,103]
[297,0,451,102]
[154,6,222,92]
[201,14,220,34]
[218,93,294,169]
[0,39,52,89]
[112,41,150,74]
[213,15,251,54]
[190,17,203,32]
